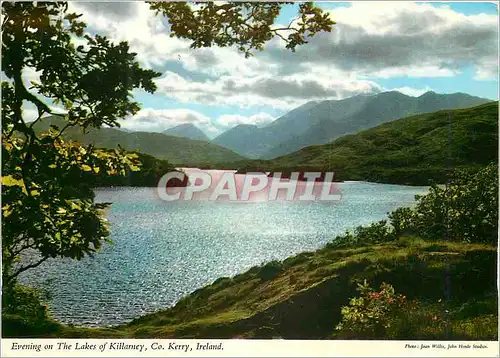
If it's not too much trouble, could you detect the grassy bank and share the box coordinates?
[4,238,497,340]
[111,238,498,339]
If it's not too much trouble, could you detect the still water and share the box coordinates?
[20,178,428,327]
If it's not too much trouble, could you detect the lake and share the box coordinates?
[19,179,428,327]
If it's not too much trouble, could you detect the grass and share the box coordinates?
[5,236,496,339]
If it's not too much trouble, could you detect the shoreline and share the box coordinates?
[17,238,497,338]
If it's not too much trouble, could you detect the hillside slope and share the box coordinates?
[212,101,322,158]
[212,124,273,158]
[264,91,493,158]
[31,116,246,165]
[3,166,497,340]
[248,102,498,185]
[163,123,209,141]
[211,91,491,159]
[28,239,496,339]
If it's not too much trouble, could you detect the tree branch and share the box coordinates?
[53,122,72,140]
[6,256,50,284]
[28,112,44,130]
[12,240,37,258]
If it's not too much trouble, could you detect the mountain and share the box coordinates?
[116,127,134,133]
[163,123,209,141]
[239,102,498,185]
[30,116,246,166]
[262,91,492,159]
[212,124,274,158]
[212,91,492,159]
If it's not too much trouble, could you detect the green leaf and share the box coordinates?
[2,204,13,217]
[2,175,28,194]
[2,175,24,187]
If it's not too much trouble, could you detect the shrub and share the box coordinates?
[327,220,394,249]
[212,277,233,289]
[388,207,415,237]
[258,260,284,281]
[335,281,452,339]
[283,252,313,269]
[401,164,497,244]
[2,284,61,337]
[353,220,394,245]
[328,164,498,249]
[335,280,411,338]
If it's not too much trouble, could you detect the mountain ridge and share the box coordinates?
[211,91,492,159]
[30,116,246,166]
[259,101,498,185]
[163,123,210,141]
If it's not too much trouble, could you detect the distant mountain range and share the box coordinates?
[212,91,492,159]
[31,116,245,166]
[29,91,493,169]
[237,102,498,185]
[163,123,209,141]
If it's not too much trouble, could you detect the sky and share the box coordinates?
[22,1,499,138]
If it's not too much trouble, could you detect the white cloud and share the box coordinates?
[387,86,434,97]
[370,66,459,79]
[261,2,498,80]
[119,108,214,134]
[215,113,275,129]
[119,108,278,138]
[21,67,42,88]
[64,1,497,113]
[21,105,38,122]
[68,2,191,69]
[474,57,498,81]
[154,71,381,110]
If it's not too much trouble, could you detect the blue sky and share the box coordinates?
[41,2,499,137]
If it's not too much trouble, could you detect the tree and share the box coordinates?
[1,2,159,288]
[150,2,335,57]
[1,1,334,289]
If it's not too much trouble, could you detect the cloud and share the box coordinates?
[119,108,214,134]
[21,105,38,122]
[261,2,498,79]
[119,108,277,138]
[215,113,275,129]
[65,1,497,112]
[474,57,499,81]
[68,1,191,69]
[387,86,434,97]
[75,2,137,20]
[21,67,42,89]
[154,71,381,110]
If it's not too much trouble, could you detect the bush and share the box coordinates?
[258,260,284,281]
[388,207,415,237]
[327,220,394,249]
[283,252,313,269]
[335,280,410,338]
[329,164,498,249]
[2,284,61,337]
[335,280,445,339]
[391,164,498,244]
[212,277,233,290]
